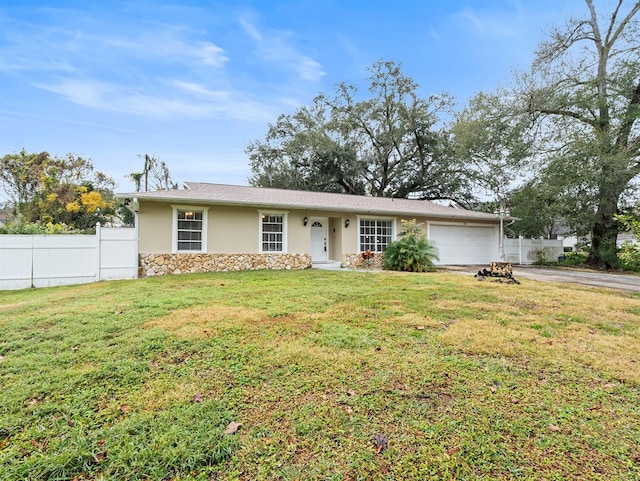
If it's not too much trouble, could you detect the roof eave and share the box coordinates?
[117,193,501,223]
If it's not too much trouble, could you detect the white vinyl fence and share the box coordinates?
[504,237,564,265]
[0,225,137,290]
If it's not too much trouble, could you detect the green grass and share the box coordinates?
[1,269,639,480]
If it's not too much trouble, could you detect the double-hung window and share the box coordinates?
[172,206,208,252]
[359,218,393,252]
[260,212,287,252]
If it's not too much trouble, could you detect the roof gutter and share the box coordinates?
[117,193,506,222]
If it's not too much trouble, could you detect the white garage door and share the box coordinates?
[429,224,497,265]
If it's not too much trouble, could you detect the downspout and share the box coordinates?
[132,198,140,278]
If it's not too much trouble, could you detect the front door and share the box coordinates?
[310,217,328,261]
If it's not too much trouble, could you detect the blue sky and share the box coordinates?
[0,0,587,196]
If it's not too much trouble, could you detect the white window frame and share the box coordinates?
[171,205,209,253]
[357,216,396,253]
[259,210,288,253]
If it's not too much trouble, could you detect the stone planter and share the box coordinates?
[342,252,384,269]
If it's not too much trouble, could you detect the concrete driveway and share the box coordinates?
[446,265,640,292]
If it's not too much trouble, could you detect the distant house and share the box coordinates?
[118,182,504,276]
[618,232,638,246]
[0,207,15,226]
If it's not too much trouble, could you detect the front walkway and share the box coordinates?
[312,261,345,270]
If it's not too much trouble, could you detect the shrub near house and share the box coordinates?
[383,219,439,272]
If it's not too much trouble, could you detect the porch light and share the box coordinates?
[303,216,308,226]
[345,219,350,228]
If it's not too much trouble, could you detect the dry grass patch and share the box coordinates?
[143,305,264,338]
[427,278,640,384]
[440,318,539,357]
[0,302,30,312]
[395,312,442,329]
[561,327,640,383]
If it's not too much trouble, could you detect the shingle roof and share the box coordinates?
[118,182,501,222]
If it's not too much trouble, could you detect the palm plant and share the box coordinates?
[383,219,439,272]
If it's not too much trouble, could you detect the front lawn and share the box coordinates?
[0,270,638,480]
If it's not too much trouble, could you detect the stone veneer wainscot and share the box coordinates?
[139,253,312,277]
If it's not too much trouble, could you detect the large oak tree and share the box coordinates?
[527,0,640,268]
[456,0,640,269]
[247,61,473,202]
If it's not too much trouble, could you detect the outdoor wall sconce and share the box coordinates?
[303,216,308,226]
[344,219,350,228]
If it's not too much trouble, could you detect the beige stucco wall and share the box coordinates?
[139,201,318,255]
[341,215,359,254]
[137,202,498,263]
[138,202,173,253]
[288,211,310,254]
[209,206,258,253]
[329,218,342,261]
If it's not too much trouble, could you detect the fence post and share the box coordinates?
[96,222,101,282]
[518,235,523,265]
[30,235,35,288]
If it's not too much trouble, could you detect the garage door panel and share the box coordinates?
[429,224,496,265]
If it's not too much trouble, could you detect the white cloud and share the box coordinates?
[0,55,76,73]
[194,42,229,67]
[0,107,143,134]
[455,6,521,38]
[0,16,229,77]
[0,26,78,73]
[296,57,325,82]
[168,79,229,99]
[79,29,230,70]
[239,15,325,82]
[100,31,229,68]
[239,17,262,42]
[34,79,115,110]
[34,78,275,122]
[3,5,316,128]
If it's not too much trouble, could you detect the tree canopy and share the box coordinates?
[454,0,640,269]
[248,60,473,202]
[452,91,533,204]
[0,150,116,230]
[526,0,640,268]
[505,181,566,239]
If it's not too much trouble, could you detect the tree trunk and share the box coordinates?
[585,193,619,269]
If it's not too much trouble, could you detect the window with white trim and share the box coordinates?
[260,213,286,252]
[172,206,208,253]
[359,218,393,252]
